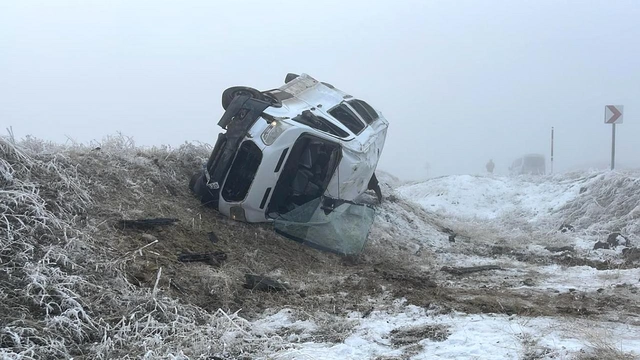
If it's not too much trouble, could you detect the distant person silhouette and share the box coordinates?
[486,159,495,174]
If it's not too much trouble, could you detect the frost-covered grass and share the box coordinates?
[0,134,304,359]
[3,133,640,359]
[557,171,640,240]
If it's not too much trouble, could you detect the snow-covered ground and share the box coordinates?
[263,303,640,359]
[397,174,583,221]
[249,172,640,359]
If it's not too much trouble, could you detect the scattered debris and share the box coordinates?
[141,233,157,242]
[390,324,450,345]
[522,278,535,286]
[178,251,227,266]
[208,231,219,244]
[440,265,502,275]
[439,226,457,243]
[594,233,630,250]
[593,241,610,250]
[362,307,374,318]
[441,227,455,236]
[118,218,179,229]
[607,232,630,247]
[622,247,640,263]
[556,306,593,315]
[379,270,437,288]
[558,223,574,233]
[243,274,289,292]
[545,245,574,253]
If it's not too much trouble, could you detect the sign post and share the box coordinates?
[550,127,554,174]
[604,105,623,170]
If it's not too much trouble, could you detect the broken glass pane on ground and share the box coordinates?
[274,197,375,255]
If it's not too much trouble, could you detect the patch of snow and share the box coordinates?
[532,265,640,292]
[396,175,584,221]
[251,309,317,338]
[268,304,640,359]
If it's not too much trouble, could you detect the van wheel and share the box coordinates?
[221,86,262,110]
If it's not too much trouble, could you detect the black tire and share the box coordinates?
[221,86,262,110]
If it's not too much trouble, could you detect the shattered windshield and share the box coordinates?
[274,197,375,255]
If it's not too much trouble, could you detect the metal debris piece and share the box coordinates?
[440,265,502,275]
[118,218,179,229]
[545,245,574,253]
[243,274,289,292]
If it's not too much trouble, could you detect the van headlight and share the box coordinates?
[261,120,291,146]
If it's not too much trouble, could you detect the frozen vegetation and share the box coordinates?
[1,135,639,359]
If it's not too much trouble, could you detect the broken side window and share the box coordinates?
[348,100,379,124]
[291,110,349,138]
[274,196,375,255]
[329,104,366,134]
[222,140,262,202]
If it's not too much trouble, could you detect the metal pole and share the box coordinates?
[611,123,616,170]
[550,127,554,174]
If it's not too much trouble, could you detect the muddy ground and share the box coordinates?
[82,148,640,336]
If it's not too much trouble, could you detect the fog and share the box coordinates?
[2,0,640,180]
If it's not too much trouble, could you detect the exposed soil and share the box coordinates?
[5,139,640,359]
[95,172,640,326]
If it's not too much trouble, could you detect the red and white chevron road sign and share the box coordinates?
[605,105,623,124]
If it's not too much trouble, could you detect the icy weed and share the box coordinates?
[0,135,294,359]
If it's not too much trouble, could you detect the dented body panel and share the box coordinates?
[192,74,389,223]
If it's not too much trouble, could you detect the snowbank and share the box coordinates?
[396,174,585,221]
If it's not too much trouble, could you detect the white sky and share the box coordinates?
[2,0,640,179]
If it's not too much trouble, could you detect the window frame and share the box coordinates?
[290,110,350,139]
[347,99,379,125]
[328,102,367,135]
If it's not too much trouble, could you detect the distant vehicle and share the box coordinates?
[189,73,389,254]
[509,154,546,175]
